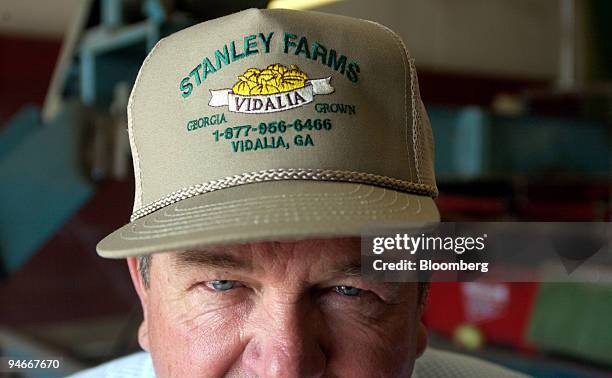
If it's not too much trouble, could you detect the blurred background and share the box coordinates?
[0,0,610,376]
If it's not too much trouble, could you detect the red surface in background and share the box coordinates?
[417,71,546,108]
[0,180,137,325]
[423,282,538,351]
[0,35,61,128]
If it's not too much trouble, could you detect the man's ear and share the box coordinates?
[415,321,428,358]
[127,257,150,351]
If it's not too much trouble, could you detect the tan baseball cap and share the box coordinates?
[97,8,439,258]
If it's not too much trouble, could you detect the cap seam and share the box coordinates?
[158,185,370,219]
[147,187,394,224]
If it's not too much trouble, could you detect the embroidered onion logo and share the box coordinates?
[232,64,308,95]
[209,63,334,114]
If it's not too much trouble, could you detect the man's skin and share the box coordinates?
[127,238,427,377]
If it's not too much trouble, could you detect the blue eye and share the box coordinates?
[207,280,238,291]
[334,285,362,296]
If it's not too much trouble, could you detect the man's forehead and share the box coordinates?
[167,238,361,276]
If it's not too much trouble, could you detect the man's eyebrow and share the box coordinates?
[329,261,362,277]
[172,250,252,271]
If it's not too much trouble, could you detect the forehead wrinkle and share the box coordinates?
[250,241,301,279]
[251,240,362,282]
[172,249,253,272]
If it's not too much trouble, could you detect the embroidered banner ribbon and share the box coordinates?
[209,77,334,114]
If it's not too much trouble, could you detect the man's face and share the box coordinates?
[128,238,427,377]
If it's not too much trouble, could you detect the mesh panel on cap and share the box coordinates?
[365,19,437,193]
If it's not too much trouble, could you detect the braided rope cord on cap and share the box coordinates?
[130,168,438,221]
[409,58,422,184]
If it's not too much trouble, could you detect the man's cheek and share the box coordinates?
[326,323,417,378]
[147,295,251,377]
[321,303,417,377]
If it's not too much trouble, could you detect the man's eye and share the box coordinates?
[206,280,240,291]
[334,285,362,296]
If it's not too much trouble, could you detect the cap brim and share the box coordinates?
[97,181,439,258]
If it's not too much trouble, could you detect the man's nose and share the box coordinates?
[242,301,326,378]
